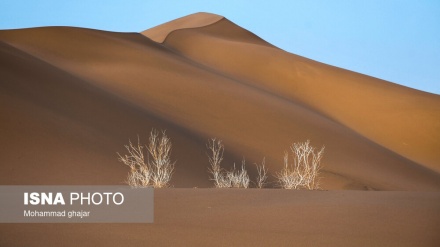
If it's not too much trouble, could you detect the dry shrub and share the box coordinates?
[207,139,250,188]
[228,160,250,188]
[118,129,174,188]
[276,140,324,190]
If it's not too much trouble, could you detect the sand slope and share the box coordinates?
[1,13,440,190]
[159,17,440,173]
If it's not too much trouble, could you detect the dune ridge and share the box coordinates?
[141,12,224,43]
[0,13,439,190]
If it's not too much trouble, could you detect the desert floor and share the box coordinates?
[1,189,439,247]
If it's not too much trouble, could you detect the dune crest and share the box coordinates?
[141,12,223,43]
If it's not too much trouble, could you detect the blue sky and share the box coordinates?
[1,1,439,95]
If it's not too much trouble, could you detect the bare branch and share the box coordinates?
[255,158,268,189]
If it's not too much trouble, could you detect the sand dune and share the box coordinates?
[1,12,440,190]
[0,39,214,186]
[1,12,440,247]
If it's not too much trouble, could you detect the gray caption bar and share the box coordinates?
[0,186,153,223]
